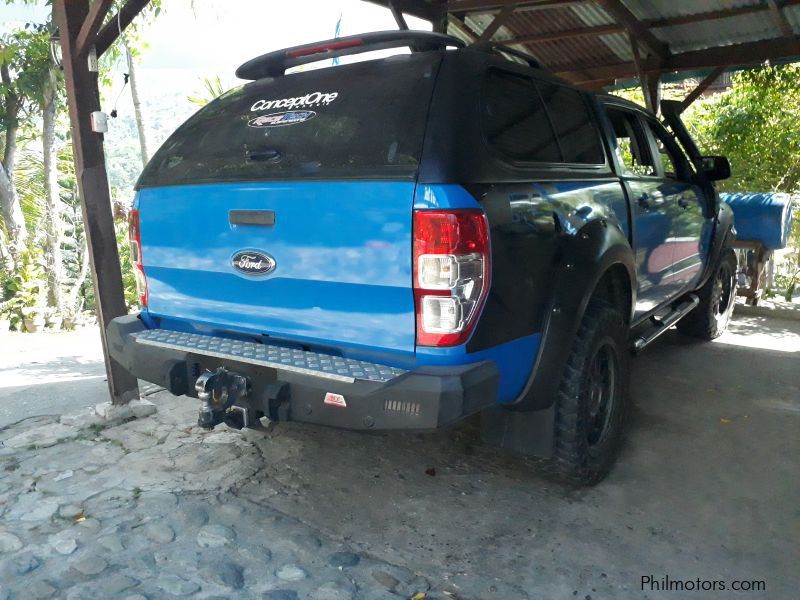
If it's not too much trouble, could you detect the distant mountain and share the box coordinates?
[103,72,209,199]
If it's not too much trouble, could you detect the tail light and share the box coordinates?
[128,209,148,307]
[413,209,490,347]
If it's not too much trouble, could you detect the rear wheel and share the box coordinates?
[677,249,737,340]
[548,296,630,486]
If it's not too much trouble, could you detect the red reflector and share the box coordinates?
[324,392,347,408]
[128,208,140,243]
[287,38,364,58]
[128,208,148,308]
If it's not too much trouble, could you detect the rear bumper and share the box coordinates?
[107,314,498,431]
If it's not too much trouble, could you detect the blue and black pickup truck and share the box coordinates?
[108,32,737,485]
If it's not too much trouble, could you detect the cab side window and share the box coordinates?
[606,108,655,177]
[538,83,606,164]
[483,70,561,163]
[482,70,605,166]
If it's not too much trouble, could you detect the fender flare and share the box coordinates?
[696,201,736,289]
[509,218,636,411]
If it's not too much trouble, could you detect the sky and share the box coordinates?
[2,1,430,88]
[1,0,431,153]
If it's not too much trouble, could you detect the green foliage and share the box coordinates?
[14,138,45,231]
[685,64,800,195]
[0,245,45,327]
[0,23,55,115]
[116,214,137,308]
[188,75,225,107]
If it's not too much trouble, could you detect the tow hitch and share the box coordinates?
[194,367,251,430]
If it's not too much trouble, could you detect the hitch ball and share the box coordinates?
[194,368,250,430]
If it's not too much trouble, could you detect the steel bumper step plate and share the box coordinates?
[132,329,408,384]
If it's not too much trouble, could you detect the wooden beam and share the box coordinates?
[95,0,151,57]
[595,0,668,60]
[630,33,659,113]
[54,0,139,406]
[75,0,113,57]
[448,14,478,42]
[556,36,800,82]
[680,66,727,111]
[388,0,410,29]
[477,3,517,42]
[647,0,800,29]
[480,2,800,47]
[767,0,795,38]
[505,23,624,45]
[370,0,449,30]
[668,36,800,70]
[448,0,578,13]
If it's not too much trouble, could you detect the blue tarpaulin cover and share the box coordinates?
[720,193,794,250]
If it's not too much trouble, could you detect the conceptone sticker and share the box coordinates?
[250,91,338,112]
[247,111,316,128]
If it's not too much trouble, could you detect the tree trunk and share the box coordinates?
[125,40,150,168]
[0,63,27,252]
[43,67,66,309]
[65,237,91,314]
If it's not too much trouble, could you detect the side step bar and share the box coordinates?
[632,295,699,353]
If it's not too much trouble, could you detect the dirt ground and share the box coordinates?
[0,312,798,599]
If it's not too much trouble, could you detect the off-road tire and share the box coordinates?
[676,248,737,340]
[548,296,630,486]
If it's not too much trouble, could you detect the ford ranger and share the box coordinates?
[107,31,736,485]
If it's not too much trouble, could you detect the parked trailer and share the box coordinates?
[722,193,795,305]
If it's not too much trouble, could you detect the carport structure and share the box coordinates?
[55,0,800,405]
[376,0,800,110]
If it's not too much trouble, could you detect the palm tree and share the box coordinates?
[124,37,150,167]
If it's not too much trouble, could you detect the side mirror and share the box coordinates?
[699,155,730,181]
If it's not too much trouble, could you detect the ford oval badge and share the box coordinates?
[231,251,276,276]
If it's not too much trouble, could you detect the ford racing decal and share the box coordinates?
[247,111,316,128]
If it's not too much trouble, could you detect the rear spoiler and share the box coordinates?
[235,30,465,80]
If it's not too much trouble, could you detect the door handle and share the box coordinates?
[247,149,281,163]
[229,210,276,226]
[637,193,652,209]
[678,197,690,209]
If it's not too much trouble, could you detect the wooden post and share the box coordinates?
[54,0,139,405]
[630,33,661,114]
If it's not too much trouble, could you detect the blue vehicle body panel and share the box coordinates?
[138,181,542,405]
[413,183,483,210]
[417,333,540,403]
[138,181,416,355]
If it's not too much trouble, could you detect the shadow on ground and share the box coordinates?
[233,316,799,598]
[0,315,797,598]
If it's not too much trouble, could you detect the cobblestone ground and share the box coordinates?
[2,314,799,599]
[0,399,443,600]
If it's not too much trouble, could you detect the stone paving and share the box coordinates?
[2,314,799,599]
[0,398,443,599]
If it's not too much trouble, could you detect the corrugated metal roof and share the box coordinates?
[625,0,763,21]
[784,4,800,31]
[377,0,800,85]
[655,12,779,53]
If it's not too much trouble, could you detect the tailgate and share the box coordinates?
[138,181,416,353]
